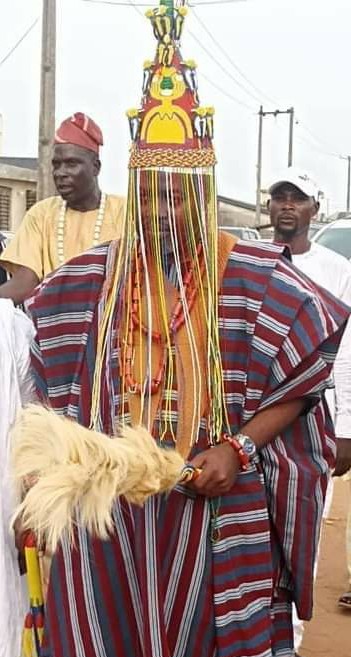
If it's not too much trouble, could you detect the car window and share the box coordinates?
[315,227,351,259]
[219,227,259,239]
[226,227,243,238]
[308,225,322,239]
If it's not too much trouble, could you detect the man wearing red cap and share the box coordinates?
[0,113,125,303]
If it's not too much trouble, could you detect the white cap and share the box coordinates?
[268,167,318,199]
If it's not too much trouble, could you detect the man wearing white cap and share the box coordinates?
[269,167,351,653]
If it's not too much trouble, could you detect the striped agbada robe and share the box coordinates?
[29,237,349,657]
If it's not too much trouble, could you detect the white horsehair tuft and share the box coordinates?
[12,404,184,552]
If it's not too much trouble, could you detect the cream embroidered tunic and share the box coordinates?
[0,194,125,280]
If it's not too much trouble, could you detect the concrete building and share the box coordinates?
[218,195,271,233]
[0,157,38,233]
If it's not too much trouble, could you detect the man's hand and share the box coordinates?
[0,265,39,304]
[333,438,351,477]
[13,516,29,552]
[13,517,29,575]
[188,443,240,497]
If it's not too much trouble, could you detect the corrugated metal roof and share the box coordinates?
[0,156,38,170]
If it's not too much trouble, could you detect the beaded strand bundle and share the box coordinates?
[89,166,230,451]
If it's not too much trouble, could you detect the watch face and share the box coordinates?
[237,435,256,458]
[243,441,256,457]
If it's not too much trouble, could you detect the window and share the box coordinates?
[26,188,37,211]
[315,227,351,260]
[0,186,11,230]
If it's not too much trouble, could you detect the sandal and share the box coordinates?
[338,590,351,609]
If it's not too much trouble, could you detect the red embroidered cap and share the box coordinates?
[55,113,103,154]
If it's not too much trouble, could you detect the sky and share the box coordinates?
[1,0,351,214]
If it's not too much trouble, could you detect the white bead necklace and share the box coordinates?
[57,192,107,266]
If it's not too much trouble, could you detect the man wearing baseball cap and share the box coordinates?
[0,113,125,303]
[269,167,351,653]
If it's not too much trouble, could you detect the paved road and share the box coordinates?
[302,478,350,657]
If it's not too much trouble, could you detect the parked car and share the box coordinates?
[308,222,324,239]
[219,226,259,240]
[312,219,351,260]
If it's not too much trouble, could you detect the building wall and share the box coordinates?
[0,178,37,231]
[0,165,37,233]
[218,199,270,229]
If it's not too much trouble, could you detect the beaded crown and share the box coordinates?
[127,0,216,169]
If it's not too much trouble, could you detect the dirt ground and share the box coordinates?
[301,478,350,657]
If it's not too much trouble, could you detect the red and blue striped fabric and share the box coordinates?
[29,239,349,657]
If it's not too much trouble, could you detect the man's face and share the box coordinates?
[269,182,318,239]
[139,175,185,248]
[52,144,100,205]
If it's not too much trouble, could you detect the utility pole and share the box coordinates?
[255,106,263,225]
[37,0,56,201]
[340,155,351,213]
[255,106,295,224]
[288,106,294,167]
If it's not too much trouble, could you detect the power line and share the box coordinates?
[187,28,260,105]
[126,0,145,16]
[295,133,342,160]
[296,120,345,159]
[269,114,344,161]
[193,0,249,4]
[198,71,255,110]
[0,17,40,69]
[296,138,340,160]
[293,117,345,159]
[82,0,154,5]
[192,8,279,106]
[82,0,247,6]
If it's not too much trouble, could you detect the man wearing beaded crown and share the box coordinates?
[26,2,350,657]
[0,112,125,303]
